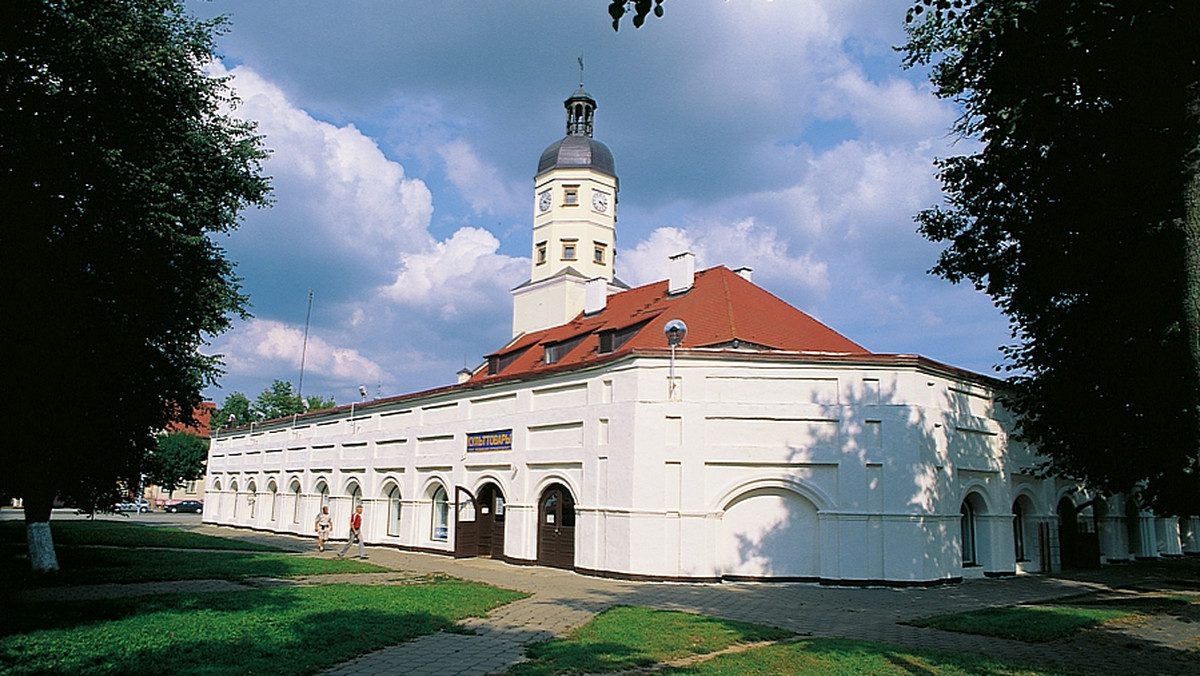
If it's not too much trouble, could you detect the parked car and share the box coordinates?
[166,500,203,513]
[113,500,150,513]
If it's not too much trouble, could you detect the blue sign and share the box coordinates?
[467,429,513,452]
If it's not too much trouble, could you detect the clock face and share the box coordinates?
[538,190,552,212]
[592,191,609,213]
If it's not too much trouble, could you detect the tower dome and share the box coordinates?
[536,87,616,177]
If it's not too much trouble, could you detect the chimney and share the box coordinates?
[668,251,695,295]
[734,266,753,283]
[585,277,607,315]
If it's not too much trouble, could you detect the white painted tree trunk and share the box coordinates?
[27,521,60,572]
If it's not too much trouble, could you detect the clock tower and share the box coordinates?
[512,85,623,337]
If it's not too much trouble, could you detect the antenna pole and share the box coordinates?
[298,288,313,401]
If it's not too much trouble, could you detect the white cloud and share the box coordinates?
[216,319,384,386]
[620,220,829,296]
[212,61,436,266]
[438,139,524,215]
[814,70,950,143]
[380,227,525,319]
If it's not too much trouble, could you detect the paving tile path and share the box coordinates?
[23,522,1200,676]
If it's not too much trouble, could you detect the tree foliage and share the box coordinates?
[212,381,337,428]
[147,431,209,497]
[903,1,1200,515]
[0,0,271,569]
[608,0,665,30]
[212,391,253,429]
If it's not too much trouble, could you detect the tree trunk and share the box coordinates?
[27,521,60,572]
[1182,85,1200,499]
[24,494,60,573]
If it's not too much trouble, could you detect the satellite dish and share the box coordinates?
[664,319,687,347]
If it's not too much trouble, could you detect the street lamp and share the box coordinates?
[664,319,687,400]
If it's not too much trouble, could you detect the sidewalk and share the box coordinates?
[24,522,1200,675]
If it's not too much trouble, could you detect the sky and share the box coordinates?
[189,0,1011,407]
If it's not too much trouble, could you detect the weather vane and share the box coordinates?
[578,56,584,87]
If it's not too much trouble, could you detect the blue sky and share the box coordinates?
[190,0,1010,406]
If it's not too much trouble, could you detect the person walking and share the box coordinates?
[314,505,333,551]
[337,504,366,559]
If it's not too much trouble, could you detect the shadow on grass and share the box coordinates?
[2,581,525,676]
[5,545,384,591]
[507,606,793,676]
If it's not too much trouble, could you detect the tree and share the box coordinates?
[255,379,305,420]
[146,431,209,498]
[0,0,271,571]
[212,391,253,430]
[304,393,339,413]
[903,1,1200,515]
[212,382,336,429]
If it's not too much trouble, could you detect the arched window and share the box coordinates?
[431,485,449,541]
[961,500,977,566]
[247,481,258,520]
[290,480,302,524]
[1012,500,1026,562]
[212,480,222,517]
[316,481,330,508]
[386,484,402,537]
[267,481,278,522]
[347,482,362,509]
[231,481,240,518]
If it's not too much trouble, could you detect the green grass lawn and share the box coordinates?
[910,604,1137,641]
[656,638,1070,675]
[1,579,526,676]
[3,518,528,675]
[1,519,285,551]
[19,546,384,586]
[507,606,793,676]
[3,520,378,588]
[506,606,1075,676]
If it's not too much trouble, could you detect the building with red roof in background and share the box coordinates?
[204,85,1199,582]
[142,402,213,508]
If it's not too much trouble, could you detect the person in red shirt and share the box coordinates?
[336,504,367,559]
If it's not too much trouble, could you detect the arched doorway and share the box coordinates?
[455,483,507,559]
[1058,496,1100,569]
[478,483,506,559]
[537,483,575,569]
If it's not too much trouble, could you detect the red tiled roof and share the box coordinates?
[165,402,215,438]
[471,266,868,383]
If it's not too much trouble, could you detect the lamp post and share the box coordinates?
[664,319,687,400]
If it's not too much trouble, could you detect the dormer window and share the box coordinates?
[598,320,648,354]
[544,334,586,365]
[487,347,528,375]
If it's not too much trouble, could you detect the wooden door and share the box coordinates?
[477,483,506,559]
[537,484,576,569]
[454,487,478,558]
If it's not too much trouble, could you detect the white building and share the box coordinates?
[204,87,1199,584]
